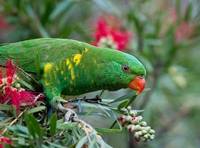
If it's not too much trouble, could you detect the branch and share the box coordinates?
[2,109,26,135]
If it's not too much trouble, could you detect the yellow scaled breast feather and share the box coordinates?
[44,63,53,73]
[66,59,75,80]
[65,48,89,81]
[73,48,89,66]
[73,54,82,65]
[43,63,54,86]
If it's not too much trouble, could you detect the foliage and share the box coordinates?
[0,0,200,148]
[4,113,109,148]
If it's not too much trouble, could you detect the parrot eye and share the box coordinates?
[122,65,130,73]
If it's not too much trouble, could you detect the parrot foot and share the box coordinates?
[64,109,78,122]
[57,103,78,122]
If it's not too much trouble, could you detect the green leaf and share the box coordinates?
[27,106,46,114]
[25,5,50,37]
[76,136,88,148]
[93,0,119,15]
[50,0,76,20]
[16,79,35,90]
[88,139,98,148]
[0,117,13,127]
[18,137,26,145]
[126,95,138,107]
[49,113,57,136]
[0,104,12,111]
[98,138,112,148]
[25,114,43,139]
[109,91,136,104]
[8,125,29,135]
[47,142,66,148]
[184,3,192,21]
[96,127,122,134]
[117,100,129,110]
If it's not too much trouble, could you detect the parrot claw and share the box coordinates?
[57,103,78,122]
[64,109,78,122]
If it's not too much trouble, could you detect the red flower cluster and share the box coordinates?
[0,136,12,148]
[168,7,193,42]
[169,8,177,24]
[0,16,9,30]
[175,22,193,42]
[0,60,40,112]
[92,16,131,51]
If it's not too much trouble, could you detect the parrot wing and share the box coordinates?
[0,38,87,74]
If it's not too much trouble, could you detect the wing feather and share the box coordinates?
[0,38,90,74]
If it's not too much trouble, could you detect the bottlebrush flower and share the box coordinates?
[0,16,9,30]
[0,60,42,112]
[169,8,177,24]
[6,59,16,85]
[167,5,193,42]
[92,16,131,51]
[0,136,12,148]
[175,22,193,42]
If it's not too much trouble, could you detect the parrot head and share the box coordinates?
[85,47,146,95]
[120,52,146,94]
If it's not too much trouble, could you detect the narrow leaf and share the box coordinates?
[25,114,43,138]
[49,113,57,136]
[27,106,46,114]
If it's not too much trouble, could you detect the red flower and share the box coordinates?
[6,60,16,85]
[175,22,193,42]
[0,71,3,85]
[0,16,9,30]
[92,16,131,51]
[0,60,42,112]
[3,87,40,112]
[0,136,12,148]
[169,8,177,24]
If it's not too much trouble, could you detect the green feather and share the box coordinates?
[0,38,146,104]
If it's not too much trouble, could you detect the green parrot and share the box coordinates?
[0,38,146,118]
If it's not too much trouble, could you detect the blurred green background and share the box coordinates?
[0,0,200,147]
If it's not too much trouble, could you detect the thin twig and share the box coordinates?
[2,109,27,135]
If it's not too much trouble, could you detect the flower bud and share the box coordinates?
[131,117,138,124]
[150,135,155,140]
[130,110,137,116]
[15,83,21,88]
[134,132,140,139]
[127,125,135,132]
[141,137,146,142]
[137,116,143,121]
[143,134,149,139]
[121,108,127,112]
[142,130,147,134]
[144,126,151,131]
[127,106,131,111]
[137,131,143,136]
[140,121,147,126]
[126,115,132,122]
[134,125,141,130]
[149,129,155,134]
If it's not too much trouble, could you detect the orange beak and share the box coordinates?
[128,76,146,94]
